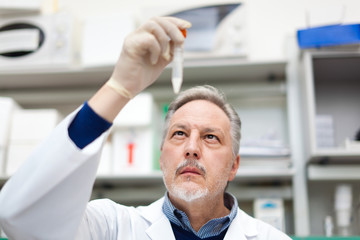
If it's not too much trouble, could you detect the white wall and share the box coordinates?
[53,0,360,60]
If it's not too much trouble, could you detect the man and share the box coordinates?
[0,17,291,239]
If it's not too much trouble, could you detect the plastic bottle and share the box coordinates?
[334,184,352,236]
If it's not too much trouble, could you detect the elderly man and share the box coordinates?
[0,17,291,240]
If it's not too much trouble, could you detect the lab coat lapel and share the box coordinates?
[138,197,175,240]
[224,208,258,240]
[146,214,176,240]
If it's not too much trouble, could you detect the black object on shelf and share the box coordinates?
[356,128,360,141]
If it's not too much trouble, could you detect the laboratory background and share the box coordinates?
[1,0,360,238]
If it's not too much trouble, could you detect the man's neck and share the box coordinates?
[168,193,230,232]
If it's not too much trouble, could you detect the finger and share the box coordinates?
[144,33,162,65]
[152,17,191,45]
[161,16,192,30]
[124,31,162,65]
[141,19,171,61]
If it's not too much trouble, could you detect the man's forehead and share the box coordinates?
[172,100,226,117]
[169,100,231,131]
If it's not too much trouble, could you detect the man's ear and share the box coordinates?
[228,154,240,181]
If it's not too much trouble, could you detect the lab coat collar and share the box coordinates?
[145,214,175,240]
[138,197,258,240]
[138,197,176,240]
[138,197,165,223]
[225,207,258,239]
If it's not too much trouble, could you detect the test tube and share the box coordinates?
[171,45,183,94]
[171,29,187,94]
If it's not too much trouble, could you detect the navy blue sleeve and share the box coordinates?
[68,102,112,149]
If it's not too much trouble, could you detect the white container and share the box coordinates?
[111,93,161,175]
[316,115,335,148]
[97,139,112,176]
[0,97,20,176]
[254,198,285,232]
[112,127,154,175]
[5,108,62,176]
[334,184,353,236]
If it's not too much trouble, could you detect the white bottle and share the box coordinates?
[334,184,352,236]
[324,215,334,237]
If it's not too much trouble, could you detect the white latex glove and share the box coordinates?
[108,16,191,98]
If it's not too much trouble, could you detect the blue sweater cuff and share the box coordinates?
[68,102,112,149]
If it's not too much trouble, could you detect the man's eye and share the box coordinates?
[205,134,219,141]
[173,131,185,136]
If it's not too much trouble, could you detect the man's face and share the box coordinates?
[160,100,239,202]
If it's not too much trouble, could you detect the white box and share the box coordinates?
[0,97,20,176]
[5,108,62,176]
[112,93,161,175]
[254,198,285,232]
[316,115,335,148]
[112,127,154,175]
[113,93,154,127]
[10,108,62,141]
[97,139,112,176]
[0,12,74,70]
[0,97,20,145]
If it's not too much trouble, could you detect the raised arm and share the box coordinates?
[0,17,191,240]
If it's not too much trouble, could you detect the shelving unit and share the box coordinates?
[302,51,360,164]
[297,49,360,236]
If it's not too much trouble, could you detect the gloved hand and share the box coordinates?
[107,16,191,98]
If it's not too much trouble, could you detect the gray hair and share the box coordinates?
[161,85,241,157]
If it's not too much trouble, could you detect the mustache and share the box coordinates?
[175,159,207,176]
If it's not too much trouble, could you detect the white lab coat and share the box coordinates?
[0,108,292,240]
[76,197,292,240]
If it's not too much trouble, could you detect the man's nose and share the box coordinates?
[185,134,201,159]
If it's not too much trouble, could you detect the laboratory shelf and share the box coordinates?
[94,167,294,187]
[0,167,294,189]
[95,171,164,187]
[0,56,286,89]
[308,149,360,163]
[235,167,294,180]
[308,165,360,181]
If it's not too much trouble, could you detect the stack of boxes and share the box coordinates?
[0,97,62,177]
[316,115,335,148]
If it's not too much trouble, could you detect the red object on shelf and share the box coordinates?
[127,142,135,165]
